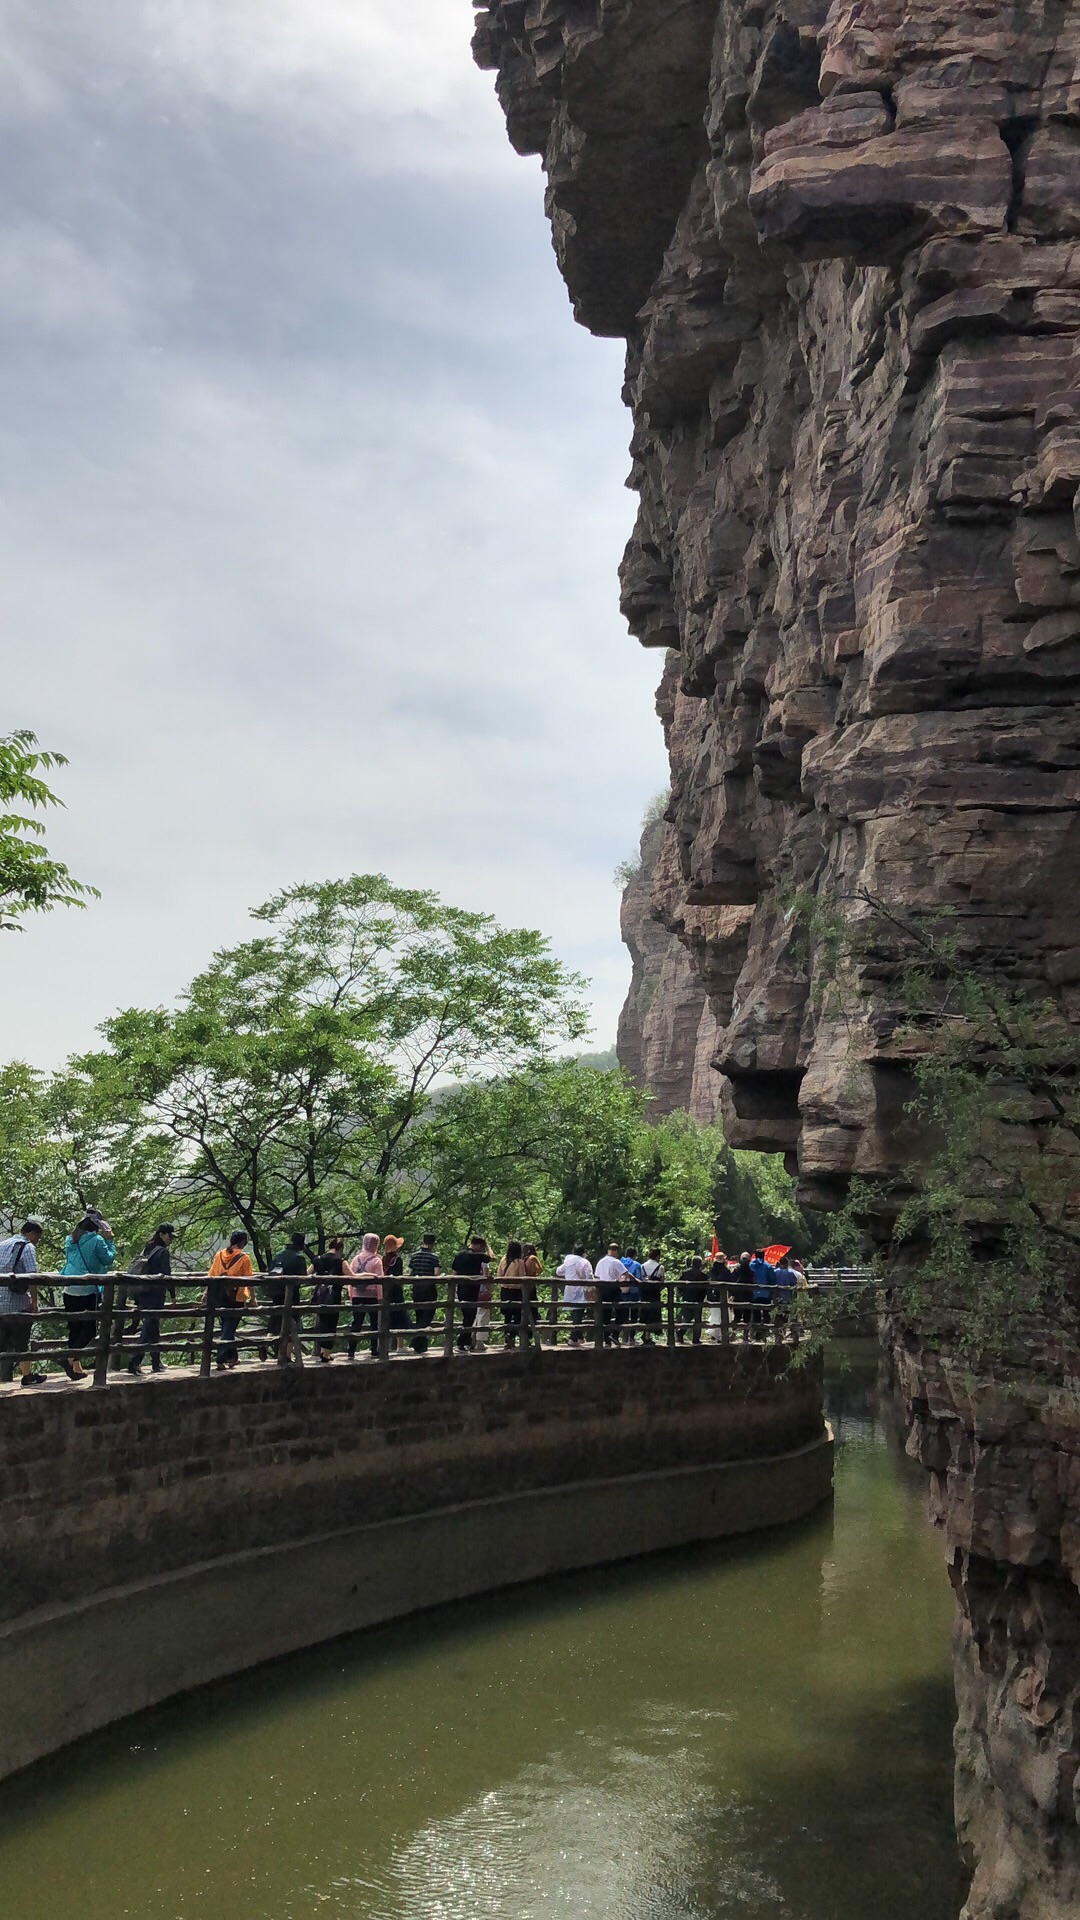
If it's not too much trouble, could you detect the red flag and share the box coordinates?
[763,1243,792,1267]
[710,1233,719,1260]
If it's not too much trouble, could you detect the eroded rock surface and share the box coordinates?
[895,1323,1080,1920]
[474,0,1080,1200]
[473,5,1080,1912]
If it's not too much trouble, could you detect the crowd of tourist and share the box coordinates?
[0,1211,806,1384]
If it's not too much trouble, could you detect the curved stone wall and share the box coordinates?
[0,1348,831,1779]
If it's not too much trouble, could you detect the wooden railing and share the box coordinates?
[0,1270,866,1386]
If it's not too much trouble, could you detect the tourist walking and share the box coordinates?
[594,1245,627,1346]
[770,1255,799,1338]
[208,1231,255,1370]
[556,1245,593,1346]
[496,1239,530,1349]
[750,1248,775,1331]
[263,1231,309,1364]
[381,1234,410,1350]
[451,1237,489,1353]
[677,1256,708,1344]
[522,1242,542,1341]
[731,1252,755,1338]
[348,1233,383,1359]
[618,1247,644,1344]
[61,1213,116,1380]
[128,1224,176,1375]
[639,1248,664,1344]
[309,1237,348,1364]
[408,1234,441,1354]
[0,1217,45,1386]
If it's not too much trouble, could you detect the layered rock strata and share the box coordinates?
[474,0,1080,1204]
[472,7,1080,1915]
[895,1322,1080,1920]
[617,810,726,1120]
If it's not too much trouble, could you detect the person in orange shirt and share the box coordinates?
[208,1231,255,1371]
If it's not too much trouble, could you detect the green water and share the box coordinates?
[0,1347,963,1919]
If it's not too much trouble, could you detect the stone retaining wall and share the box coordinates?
[0,1347,831,1779]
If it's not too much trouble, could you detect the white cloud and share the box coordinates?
[0,0,515,175]
[0,0,667,1073]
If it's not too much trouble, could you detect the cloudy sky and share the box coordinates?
[0,0,666,1067]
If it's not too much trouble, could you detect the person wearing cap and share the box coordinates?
[128,1225,176,1376]
[381,1235,409,1352]
[60,1212,116,1380]
[0,1218,46,1387]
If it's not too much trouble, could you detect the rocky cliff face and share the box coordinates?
[474,0,1080,1208]
[473,5,1080,1914]
[617,811,725,1120]
[895,1321,1080,1920]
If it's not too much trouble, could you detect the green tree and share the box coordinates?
[426,1061,816,1268]
[0,730,97,931]
[796,891,1080,1359]
[76,876,589,1265]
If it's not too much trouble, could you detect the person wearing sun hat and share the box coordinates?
[380,1235,410,1350]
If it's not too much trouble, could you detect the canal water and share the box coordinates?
[1,1345,963,1919]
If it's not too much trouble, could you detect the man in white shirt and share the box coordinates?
[556,1246,593,1347]
[594,1244,626,1347]
[0,1217,44,1386]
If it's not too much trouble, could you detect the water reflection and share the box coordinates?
[0,1344,963,1919]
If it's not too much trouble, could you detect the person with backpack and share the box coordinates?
[208,1231,255,1370]
[618,1247,644,1345]
[408,1234,441,1354]
[0,1217,46,1386]
[496,1239,531,1350]
[261,1231,309,1364]
[750,1248,776,1332]
[639,1249,665,1344]
[310,1236,348,1363]
[60,1213,116,1380]
[347,1233,383,1359]
[127,1224,176,1375]
[381,1234,410,1351]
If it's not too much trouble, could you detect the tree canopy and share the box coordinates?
[0,730,97,932]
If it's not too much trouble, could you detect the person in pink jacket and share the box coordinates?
[347,1233,383,1359]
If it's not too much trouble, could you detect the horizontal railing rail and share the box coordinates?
[0,1269,862,1387]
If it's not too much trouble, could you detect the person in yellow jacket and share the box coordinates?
[208,1232,254,1371]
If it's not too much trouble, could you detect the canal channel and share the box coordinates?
[0,1342,963,1918]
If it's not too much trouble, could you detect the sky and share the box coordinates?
[0,0,667,1067]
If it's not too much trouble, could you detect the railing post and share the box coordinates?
[693,1293,704,1347]
[376,1284,391,1362]
[548,1278,559,1348]
[281,1281,304,1368]
[665,1281,676,1351]
[442,1277,457,1359]
[92,1281,115,1389]
[109,1282,127,1372]
[200,1282,217,1377]
[719,1282,730,1345]
[592,1285,604,1352]
[518,1285,531,1355]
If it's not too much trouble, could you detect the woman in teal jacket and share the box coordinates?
[60,1215,116,1378]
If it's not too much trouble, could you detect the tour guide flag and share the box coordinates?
[763,1244,792,1267]
[710,1233,719,1260]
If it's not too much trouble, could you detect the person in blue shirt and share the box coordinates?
[771,1259,799,1339]
[749,1250,775,1331]
[61,1213,116,1379]
[618,1248,644,1344]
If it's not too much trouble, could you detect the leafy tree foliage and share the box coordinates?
[799,891,1080,1359]
[0,730,97,931]
[63,877,589,1265]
